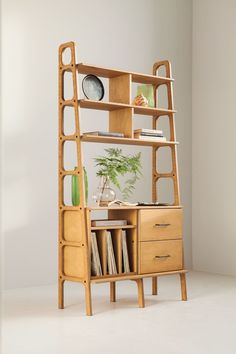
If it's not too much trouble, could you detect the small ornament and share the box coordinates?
[133,94,148,107]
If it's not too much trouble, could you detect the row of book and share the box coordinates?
[83,128,166,142]
[91,230,130,276]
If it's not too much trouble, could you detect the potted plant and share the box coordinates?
[93,148,142,206]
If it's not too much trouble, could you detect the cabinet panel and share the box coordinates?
[64,211,84,242]
[63,246,85,277]
[140,240,182,274]
[139,209,182,241]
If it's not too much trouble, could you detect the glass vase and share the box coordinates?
[95,176,116,206]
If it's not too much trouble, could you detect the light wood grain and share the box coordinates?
[81,134,178,147]
[77,63,174,85]
[139,209,183,241]
[135,278,145,308]
[140,240,183,274]
[109,108,133,138]
[79,99,176,116]
[109,74,131,104]
[180,273,187,301]
[63,245,85,277]
[152,277,158,295]
[89,269,187,283]
[110,282,116,302]
[64,210,84,242]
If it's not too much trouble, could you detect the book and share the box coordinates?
[134,132,164,138]
[106,232,117,275]
[135,135,167,142]
[107,199,138,207]
[134,128,163,135]
[91,219,128,227]
[91,232,102,276]
[122,231,130,273]
[83,131,124,138]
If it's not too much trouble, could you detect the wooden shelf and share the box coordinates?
[91,269,187,283]
[77,63,174,85]
[79,99,176,116]
[81,134,178,147]
[91,225,136,230]
[88,205,182,210]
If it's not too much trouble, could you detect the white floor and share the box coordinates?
[2,271,236,354]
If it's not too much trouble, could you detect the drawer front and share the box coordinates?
[139,209,182,241]
[140,240,183,274]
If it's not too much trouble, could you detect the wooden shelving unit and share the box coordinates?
[58,41,187,316]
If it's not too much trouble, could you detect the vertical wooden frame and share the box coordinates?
[152,61,180,206]
[58,42,92,315]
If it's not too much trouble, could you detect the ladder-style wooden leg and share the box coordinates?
[85,283,92,316]
[136,279,145,308]
[152,276,158,295]
[110,282,116,302]
[58,278,65,309]
[180,273,187,301]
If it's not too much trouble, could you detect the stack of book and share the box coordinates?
[134,128,166,142]
[91,219,127,227]
[83,131,124,138]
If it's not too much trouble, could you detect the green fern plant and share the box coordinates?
[94,148,142,200]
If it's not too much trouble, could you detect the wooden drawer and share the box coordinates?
[139,209,182,241]
[140,240,183,274]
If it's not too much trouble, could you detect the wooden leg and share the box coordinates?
[180,273,187,301]
[110,282,116,302]
[152,276,158,295]
[85,282,92,316]
[58,278,65,309]
[136,279,145,308]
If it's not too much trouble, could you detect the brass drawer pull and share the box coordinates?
[155,255,170,259]
[154,223,170,227]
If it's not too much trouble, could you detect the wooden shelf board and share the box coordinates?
[79,99,176,116]
[88,205,182,211]
[81,134,178,147]
[91,269,187,283]
[77,63,174,85]
[91,225,136,230]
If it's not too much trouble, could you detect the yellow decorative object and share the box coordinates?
[132,93,148,107]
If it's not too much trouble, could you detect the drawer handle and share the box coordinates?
[155,255,170,259]
[154,223,170,227]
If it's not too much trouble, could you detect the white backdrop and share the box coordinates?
[192,0,236,275]
[2,0,192,289]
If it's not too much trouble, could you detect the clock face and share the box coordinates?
[82,75,104,101]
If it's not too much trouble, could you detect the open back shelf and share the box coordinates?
[79,99,176,116]
[58,41,187,316]
[81,134,178,147]
[77,63,174,85]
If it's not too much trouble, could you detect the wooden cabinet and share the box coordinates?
[140,240,183,273]
[139,209,182,241]
[58,42,187,316]
[139,208,183,273]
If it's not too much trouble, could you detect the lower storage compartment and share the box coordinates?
[91,227,137,277]
[140,240,183,274]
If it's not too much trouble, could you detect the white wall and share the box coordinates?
[192,0,236,275]
[2,0,192,288]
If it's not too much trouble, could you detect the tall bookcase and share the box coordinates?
[58,41,187,316]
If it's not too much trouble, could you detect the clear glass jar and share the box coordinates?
[94,176,116,206]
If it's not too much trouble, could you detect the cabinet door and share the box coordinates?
[139,209,182,241]
[140,240,183,274]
